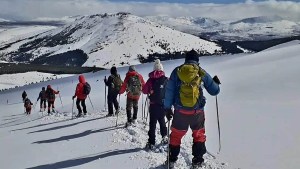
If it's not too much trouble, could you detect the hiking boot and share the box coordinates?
[106,114,113,117]
[76,113,82,118]
[161,136,169,144]
[132,119,137,124]
[192,156,204,168]
[125,121,132,127]
[145,142,155,150]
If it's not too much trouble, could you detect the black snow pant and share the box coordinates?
[148,103,167,145]
[40,99,47,109]
[107,92,119,115]
[126,97,138,122]
[48,100,55,113]
[76,98,87,115]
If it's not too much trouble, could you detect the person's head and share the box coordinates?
[153,59,163,71]
[110,66,117,75]
[42,87,45,91]
[47,85,51,89]
[78,74,86,83]
[185,49,199,63]
[128,65,136,72]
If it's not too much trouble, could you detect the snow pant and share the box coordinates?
[48,100,55,113]
[148,103,167,145]
[76,98,87,115]
[126,97,138,122]
[107,92,119,115]
[25,105,32,114]
[40,99,46,109]
[169,109,206,162]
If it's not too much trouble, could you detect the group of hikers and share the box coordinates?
[22,85,60,115]
[21,49,221,168]
[104,49,221,168]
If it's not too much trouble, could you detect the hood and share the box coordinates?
[79,75,86,83]
[126,71,138,77]
[47,85,51,89]
[149,70,165,79]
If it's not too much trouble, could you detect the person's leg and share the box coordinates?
[47,101,51,114]
[190,111,206,164]
[107,94,114,115]
[132,99,138,120]
[112,93,119,113]
[148,104,157,145]
[157,104,167,138]
[169,110,189,162]
[40,100,43,110]
[81,99,87,115]
[43,100,46,111]
[76,99,82,115]
[126,97,133,122]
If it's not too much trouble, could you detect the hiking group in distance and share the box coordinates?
[21,49,221,168]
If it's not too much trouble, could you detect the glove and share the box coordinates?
[57,91,60,93]
[213,75,221,84]
[165,108,174,121]
[72,95,76,100]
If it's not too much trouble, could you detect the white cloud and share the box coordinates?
[0,0,299,22]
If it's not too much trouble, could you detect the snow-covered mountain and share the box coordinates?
[147,15,300,41]
[0,18,10,22]
[0,13,222,68]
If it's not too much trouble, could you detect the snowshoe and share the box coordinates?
[76,113,82,118]
[106,114,114,117]
[191,163,204,169]
[132,119,137,124]
[191,157,204,169]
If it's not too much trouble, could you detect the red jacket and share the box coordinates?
[119,71,145,100]
[75,75,87,100]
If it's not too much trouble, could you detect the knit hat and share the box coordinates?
[185,49,199,63]
[128,65,136,72]
[110,66,117,75]
[153,59,163,71]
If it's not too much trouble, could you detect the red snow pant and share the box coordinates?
[169,109,206,162]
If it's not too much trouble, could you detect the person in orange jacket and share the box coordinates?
[45,85,59,115]
[119,65,145,127]
[72,75,88,117]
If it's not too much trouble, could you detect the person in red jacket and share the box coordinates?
[119,65,145,127]
[72,75,88,117]
[46,85,59,115]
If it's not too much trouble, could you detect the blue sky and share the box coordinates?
[0,0,300,21]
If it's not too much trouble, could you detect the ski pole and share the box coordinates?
[167,120,171,169]
[116,95,119,126]
[72,99,74,119]
[216,96,221,153]
[88,95,94,110]
[104,76,107,111]
[57,87,63,108]
[141,94,144,121]
[145,97,149,123]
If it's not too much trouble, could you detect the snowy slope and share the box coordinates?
[0,26,56,44]
[0,72,73,91]
[0,13,221,68]
[1,41,300,169]
[147,15,300,41]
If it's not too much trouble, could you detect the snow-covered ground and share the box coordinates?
[0,72,73,91]
[0,41,299,169]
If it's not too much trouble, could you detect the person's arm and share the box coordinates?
[142,78,152,94]
[164,69,177,109]
[37,92,41,101]
[119,76,129,94]
[202,70,220,96]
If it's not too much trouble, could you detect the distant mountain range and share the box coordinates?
[0,13,221,68]
[1,14,300,68]
[147,15,300,41]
